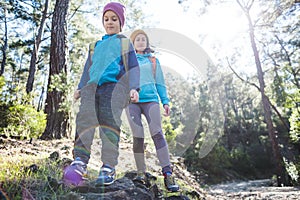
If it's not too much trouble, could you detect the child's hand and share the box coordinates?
[163,104,170,117]
[74,90,81,100]
[130,89,139,103]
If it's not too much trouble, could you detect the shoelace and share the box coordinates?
[71,160,88,178]
[99,167,114,176]
[71,160,86,167]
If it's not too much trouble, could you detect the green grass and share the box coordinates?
[0,155,70,200]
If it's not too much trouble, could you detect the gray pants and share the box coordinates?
[125,102,171,174]
[73,83,128,167]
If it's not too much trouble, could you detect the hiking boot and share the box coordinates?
[164,172,179,192]
[95,165,115,186]
[133,171,146,184]
[63,157,88,186]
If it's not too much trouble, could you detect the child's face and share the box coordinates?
[103,10,121,35]
[134,34,147,53]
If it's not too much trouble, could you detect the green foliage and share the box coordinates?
[288,89,300,144]
[271,67,288,107]
[162,115,177,152]
[230,146,255,176]
[0,76,5,93]
[3,104,46,139]
[0,156,68,200]
[289,106,300,143]
[284,158,299,185]
[203,145,232,174]
[184,142,232,184]
[180,71,280,183]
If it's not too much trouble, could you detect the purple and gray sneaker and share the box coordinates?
[63,157,88,186]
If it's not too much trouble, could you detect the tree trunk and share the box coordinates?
[26,0,49,93]
[236,0,290,186]
[1,4,8,76]
[41,0,70,140]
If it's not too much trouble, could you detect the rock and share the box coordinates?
[63,171,193,200]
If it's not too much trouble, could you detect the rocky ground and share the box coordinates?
[1,136,300,199]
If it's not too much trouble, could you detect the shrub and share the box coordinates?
[163,116,177,152]
[289,106,300,143]
[3,104,46,139]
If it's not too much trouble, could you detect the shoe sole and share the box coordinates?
[95,179,115,186]
[166,186,180,192]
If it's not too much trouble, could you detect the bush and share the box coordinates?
[230,146,255,176]
[184,142,233,184]
[289,106,300,143]
[163,116,177,152]
[3,104,46,139]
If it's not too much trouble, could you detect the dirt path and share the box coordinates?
[207,179,300,199]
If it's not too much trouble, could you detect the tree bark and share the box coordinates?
[1,4,8,76]
[26,0,49,93]
[41,0,70,139]
[236,0,290,186]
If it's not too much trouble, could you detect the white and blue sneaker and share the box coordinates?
[95,164,116,186]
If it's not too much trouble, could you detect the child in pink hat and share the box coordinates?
[64,2,140,186]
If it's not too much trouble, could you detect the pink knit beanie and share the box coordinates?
[103,2,126,30]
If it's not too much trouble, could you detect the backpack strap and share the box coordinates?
[149,56,157,79]
[88,42,97,64]
[88,37,130,73]
[121,38,130,73]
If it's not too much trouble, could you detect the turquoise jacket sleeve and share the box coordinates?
[155,59,170,105]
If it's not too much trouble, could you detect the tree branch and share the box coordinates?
[226,57,290,131]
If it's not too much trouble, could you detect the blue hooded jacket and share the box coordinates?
[77,34,139,91]
[137,53,169,105]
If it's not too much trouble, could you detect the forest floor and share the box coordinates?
[1,136,300,199]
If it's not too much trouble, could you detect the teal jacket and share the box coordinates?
[137,53,169,105]
[78,34,139,91]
